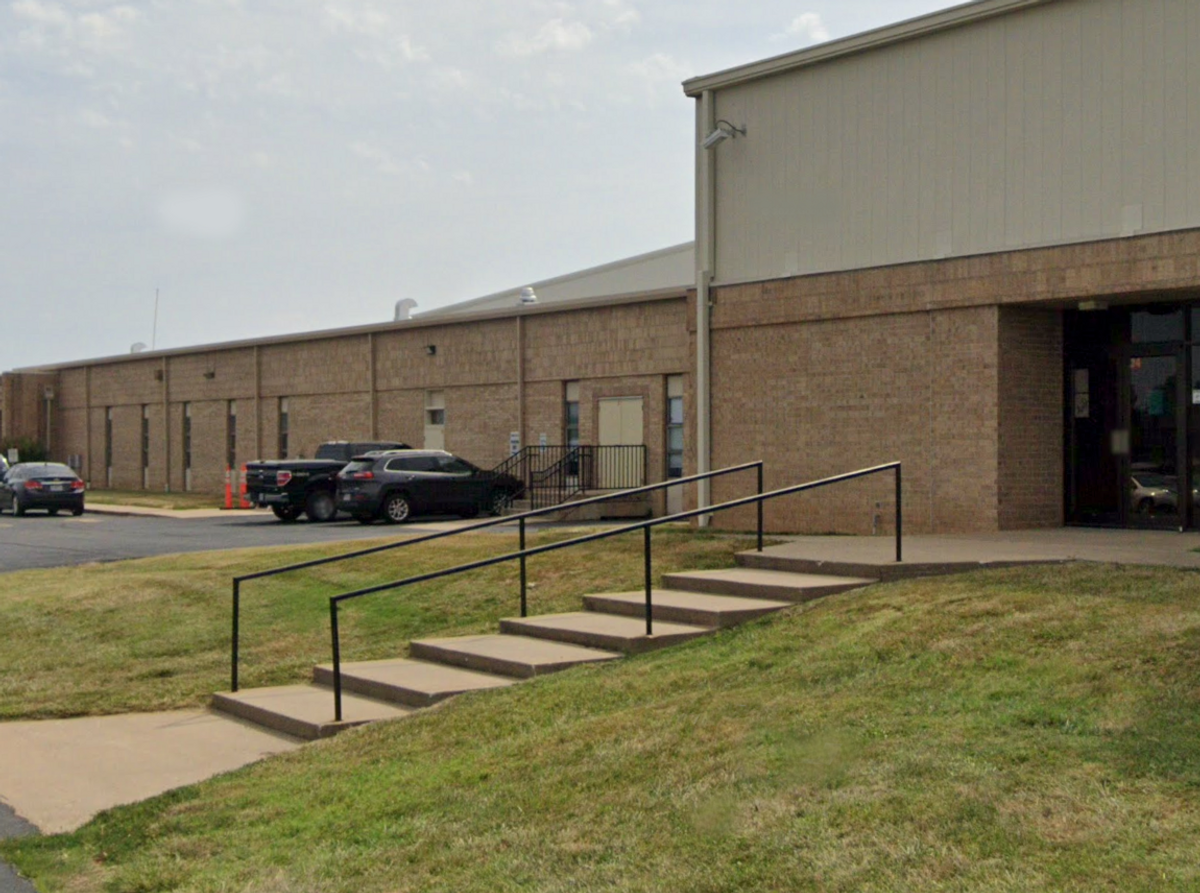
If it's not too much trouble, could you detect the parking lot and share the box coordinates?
[0,508,513,574]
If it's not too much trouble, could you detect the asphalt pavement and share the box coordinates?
[0,506,522,574]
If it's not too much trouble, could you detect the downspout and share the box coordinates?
[516,315,526,450]
[695,90,716,525]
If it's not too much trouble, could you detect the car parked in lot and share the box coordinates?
[337,450,523,523]
[0,462,86,516]
[245,440,410,522]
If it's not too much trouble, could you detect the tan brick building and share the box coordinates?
[8,0,1200,536]
[2,288,691,507]
[686,0,1200,534]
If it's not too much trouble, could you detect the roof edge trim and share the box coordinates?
[683,0,1053,97]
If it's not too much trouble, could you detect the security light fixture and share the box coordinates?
[701,119,746,150]
[203,370,216,380]
[425,344,437,356]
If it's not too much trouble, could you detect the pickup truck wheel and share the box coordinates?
[272,505,303,523]
[382,493,411,524]
[305,490,337,523]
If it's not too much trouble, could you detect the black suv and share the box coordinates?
[336,450,523,524]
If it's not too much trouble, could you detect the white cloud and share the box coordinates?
[350,141,402,176]
[497,18,593,57]
[778,12,830,44]
[11,0,69,27]
[157,187,246,240]
[627,52,693,105]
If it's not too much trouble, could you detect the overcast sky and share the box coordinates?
[1,0,963,370]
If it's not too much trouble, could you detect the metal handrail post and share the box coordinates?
[757,464,764,552]
[519,517,528,617]
[331,601,343,722]
[643,525,653,637]
[895,463,903,563]
[231,580,240,692]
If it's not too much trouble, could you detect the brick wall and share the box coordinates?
[708,308,999,535]
[998,307,1064,529]
[37,296,688,494]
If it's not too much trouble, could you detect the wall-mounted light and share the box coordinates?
[154,370,164,382]
[425,345,437,356]
[203,370,216,380]
[701,119,747,150]
[1077,300,1109,312]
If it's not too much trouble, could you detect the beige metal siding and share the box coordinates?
[710,0,1200,285]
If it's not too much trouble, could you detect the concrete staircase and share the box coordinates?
[211,552,876,740]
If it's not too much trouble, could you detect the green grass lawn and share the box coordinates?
[84,489,226,510]
[3,556,1200,892]
[0,525,755,719]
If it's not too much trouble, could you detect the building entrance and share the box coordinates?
[1066,303,1200,528]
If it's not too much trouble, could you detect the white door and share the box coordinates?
[597,397,644,487]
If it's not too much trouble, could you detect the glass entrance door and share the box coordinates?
[1126,352,1184,527]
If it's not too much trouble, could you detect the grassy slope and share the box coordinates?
[3,563,1199,892]
[0,526,754,718]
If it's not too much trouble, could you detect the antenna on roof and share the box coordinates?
[394,298,418,321]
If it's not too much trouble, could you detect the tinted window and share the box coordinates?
[438,457,475,474]
[386,456,439,472]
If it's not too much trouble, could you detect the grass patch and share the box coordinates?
[84,489,225,510]
[4,562,1200,891]
[0,525,754,719]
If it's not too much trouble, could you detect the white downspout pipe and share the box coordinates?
[695,90,716,526]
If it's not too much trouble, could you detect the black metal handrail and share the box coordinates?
[325,461,901,721]
[229,459,764,692]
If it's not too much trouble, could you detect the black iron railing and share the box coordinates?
[490,444,648,510]
[229,459,763,692]
[324,461,901,720]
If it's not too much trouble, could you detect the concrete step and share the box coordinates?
[660,567,876,602]
[499,611,710,654]
[312,658,515,708]
[735,549,1026,582]
[212,684,415,741]
[583,589,793,628]
[410,634,622,679]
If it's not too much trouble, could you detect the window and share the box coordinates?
[424,391,445,450]
[564,381,580,449]
[183,403,192,490]
[227,400,237,469]
[278,397,289,458]
[425,391,446,427]
[437,456,475,474]
[667,375,684,479]
[141,405,150,488]
[104,407,113,487]
[386,456,439,472]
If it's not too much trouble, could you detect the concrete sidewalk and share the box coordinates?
[0,710,300,835]
[757,526,1200,576]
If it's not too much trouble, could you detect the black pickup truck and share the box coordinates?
[245,441,409,522]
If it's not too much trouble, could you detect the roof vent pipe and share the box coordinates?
[394,298,418,321]
[519,287,538,305]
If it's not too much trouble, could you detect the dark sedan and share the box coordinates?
[337,450,522,523]
[1,462,86,516]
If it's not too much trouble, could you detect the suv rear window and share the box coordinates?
[385,456,439,472]
[341,460,376,475]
